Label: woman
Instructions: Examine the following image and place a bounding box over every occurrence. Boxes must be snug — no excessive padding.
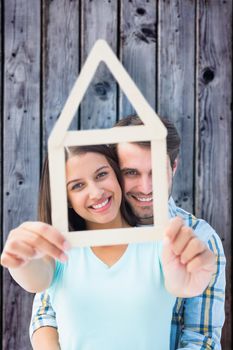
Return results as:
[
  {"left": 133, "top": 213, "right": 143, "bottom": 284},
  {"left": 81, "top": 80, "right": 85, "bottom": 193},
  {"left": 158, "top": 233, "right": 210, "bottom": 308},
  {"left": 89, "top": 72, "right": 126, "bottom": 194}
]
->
[{"left": 1, "top": 145, "right": 215, "bottom": 350}]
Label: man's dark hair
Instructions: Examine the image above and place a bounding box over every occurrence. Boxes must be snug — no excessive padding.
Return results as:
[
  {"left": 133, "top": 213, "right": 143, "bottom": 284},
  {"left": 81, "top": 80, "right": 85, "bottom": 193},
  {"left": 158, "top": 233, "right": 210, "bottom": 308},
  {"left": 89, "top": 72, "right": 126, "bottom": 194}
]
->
[{"left": 114, "top": 114, "right": 181, "bottom": 168}]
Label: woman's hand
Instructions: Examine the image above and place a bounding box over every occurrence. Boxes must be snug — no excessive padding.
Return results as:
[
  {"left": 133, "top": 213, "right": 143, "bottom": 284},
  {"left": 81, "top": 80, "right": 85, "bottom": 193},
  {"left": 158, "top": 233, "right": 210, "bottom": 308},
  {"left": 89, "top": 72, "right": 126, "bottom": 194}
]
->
[
  {"left": 162, "top": 217, "right": 216, "bottom": 297},
  {"left": 1, "top": 221, "right": 70, "bottom": 269}
]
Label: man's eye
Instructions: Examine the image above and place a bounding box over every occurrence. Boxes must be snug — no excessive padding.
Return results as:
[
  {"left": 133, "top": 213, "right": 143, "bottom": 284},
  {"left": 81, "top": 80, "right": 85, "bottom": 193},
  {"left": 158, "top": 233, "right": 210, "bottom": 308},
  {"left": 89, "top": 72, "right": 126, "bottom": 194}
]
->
[
  {"left": 123, "top": 170, "right": 138, "bottom": 176},
  {"left": 96, "top": 171, "right": 108, "bottom": 179}
]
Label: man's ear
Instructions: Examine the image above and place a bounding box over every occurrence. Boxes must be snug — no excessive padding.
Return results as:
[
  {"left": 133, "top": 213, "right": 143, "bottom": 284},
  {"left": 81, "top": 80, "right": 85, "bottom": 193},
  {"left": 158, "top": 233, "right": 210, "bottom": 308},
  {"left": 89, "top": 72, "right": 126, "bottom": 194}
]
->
[{"left": 172, "top": 158, "right": 178, "bottom": 176}]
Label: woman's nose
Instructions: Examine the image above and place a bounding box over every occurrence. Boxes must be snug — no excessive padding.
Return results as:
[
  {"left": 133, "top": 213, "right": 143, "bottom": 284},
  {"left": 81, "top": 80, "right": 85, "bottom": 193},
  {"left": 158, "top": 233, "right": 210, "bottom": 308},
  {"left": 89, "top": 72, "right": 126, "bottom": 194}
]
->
[{"left": 88, "top": 183, "right": 104, "bottom": 200}]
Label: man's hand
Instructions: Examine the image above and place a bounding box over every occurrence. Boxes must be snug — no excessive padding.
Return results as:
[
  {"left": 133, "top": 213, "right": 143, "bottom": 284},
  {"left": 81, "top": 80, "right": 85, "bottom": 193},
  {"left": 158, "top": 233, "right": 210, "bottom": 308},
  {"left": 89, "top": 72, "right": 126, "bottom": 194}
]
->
[{"left": 162, "top": 217, "right": 216, "bottom": 297}]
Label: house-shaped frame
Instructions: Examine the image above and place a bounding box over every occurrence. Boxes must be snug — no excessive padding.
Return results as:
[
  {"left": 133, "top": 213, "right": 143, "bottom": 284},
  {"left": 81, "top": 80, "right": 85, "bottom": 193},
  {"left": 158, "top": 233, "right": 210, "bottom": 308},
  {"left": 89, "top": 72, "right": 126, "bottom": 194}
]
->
[{"left": 48, "top": 39, "right": 168, "bottom": 247}]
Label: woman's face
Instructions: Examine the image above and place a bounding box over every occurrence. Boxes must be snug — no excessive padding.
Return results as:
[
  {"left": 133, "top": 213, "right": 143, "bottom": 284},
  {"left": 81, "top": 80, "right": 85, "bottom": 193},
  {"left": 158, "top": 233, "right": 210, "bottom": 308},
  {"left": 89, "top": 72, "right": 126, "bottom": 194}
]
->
[{"left": 66, "top": 152, "right": 122, "bottom": 228}]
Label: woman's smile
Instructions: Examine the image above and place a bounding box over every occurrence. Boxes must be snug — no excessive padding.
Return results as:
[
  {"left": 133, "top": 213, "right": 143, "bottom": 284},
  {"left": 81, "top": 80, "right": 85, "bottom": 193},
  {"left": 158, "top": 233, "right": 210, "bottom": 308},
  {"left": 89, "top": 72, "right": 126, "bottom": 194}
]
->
[{"left": 88, "top": 196, "right": 112, "bottom": 212}]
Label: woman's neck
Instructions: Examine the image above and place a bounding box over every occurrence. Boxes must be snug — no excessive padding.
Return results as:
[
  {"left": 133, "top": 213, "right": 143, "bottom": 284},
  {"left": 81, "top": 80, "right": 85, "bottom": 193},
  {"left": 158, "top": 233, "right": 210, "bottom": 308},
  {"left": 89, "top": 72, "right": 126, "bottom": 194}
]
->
[
  {"left": 87, "top": 213, "right": 131, "bottom": 265},
  {"left": 86, "top": 213, "right": 130, "bottom": 231}
]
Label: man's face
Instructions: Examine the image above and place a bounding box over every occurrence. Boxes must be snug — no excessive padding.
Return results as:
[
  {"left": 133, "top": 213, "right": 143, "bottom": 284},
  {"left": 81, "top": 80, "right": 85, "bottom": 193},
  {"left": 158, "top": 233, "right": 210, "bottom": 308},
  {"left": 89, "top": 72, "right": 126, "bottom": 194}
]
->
[{"left": 117, "top": 142, "right": 173, "bottom": 225}]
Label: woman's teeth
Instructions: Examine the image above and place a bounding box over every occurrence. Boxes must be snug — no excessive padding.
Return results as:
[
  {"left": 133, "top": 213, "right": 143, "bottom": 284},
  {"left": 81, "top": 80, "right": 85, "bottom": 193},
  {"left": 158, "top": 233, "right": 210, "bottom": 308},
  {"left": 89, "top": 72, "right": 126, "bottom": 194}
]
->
[{"left": 91, "top": 198, "right": 109, "bottom": 209}]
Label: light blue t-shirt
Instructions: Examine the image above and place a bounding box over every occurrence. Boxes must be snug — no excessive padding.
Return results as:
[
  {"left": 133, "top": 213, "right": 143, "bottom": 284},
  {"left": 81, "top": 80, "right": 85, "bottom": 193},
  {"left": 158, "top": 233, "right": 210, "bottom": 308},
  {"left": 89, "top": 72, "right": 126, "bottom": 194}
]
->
[{"left": 48, "top": 242, "right": 175, "bottom": 350}]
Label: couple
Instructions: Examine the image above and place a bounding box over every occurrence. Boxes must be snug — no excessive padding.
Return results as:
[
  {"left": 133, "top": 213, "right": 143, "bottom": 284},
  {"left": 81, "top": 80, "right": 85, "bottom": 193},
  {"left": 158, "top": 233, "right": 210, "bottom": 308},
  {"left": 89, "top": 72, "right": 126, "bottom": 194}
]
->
[{"left": 1, "top": 116, "right": 225, "bottom": 349}]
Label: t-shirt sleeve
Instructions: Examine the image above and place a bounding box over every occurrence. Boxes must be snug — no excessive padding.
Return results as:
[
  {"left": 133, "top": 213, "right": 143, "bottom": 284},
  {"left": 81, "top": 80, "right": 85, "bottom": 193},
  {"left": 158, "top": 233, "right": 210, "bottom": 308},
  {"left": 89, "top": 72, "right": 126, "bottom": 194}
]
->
[{"left": 50, "top": 259, "right": 64, "bottom": 288}]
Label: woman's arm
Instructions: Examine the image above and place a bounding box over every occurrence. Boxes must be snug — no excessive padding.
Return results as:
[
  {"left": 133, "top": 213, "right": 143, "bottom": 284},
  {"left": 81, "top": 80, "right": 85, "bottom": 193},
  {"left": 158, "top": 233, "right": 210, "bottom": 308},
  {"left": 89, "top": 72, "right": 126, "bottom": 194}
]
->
[
  {"left": 9, "top": 256, "right": 54, "bottom": 292},
  {"left": 1, "top": 221, "right": 70, "bottom": 292}
]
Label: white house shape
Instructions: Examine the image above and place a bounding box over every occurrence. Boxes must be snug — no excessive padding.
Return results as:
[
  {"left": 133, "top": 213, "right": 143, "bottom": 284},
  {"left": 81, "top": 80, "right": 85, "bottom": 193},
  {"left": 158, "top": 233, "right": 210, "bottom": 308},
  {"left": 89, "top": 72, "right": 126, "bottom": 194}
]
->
[{"left": 48, "top": 39, "right": 168, "bottom": 247}]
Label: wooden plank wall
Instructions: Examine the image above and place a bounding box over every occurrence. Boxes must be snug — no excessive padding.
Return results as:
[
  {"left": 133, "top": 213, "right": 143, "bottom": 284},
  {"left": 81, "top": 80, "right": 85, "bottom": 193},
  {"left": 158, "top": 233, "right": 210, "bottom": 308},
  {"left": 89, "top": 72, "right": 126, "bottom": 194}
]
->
[
  {"left": 2, "top": 1, "right": 41, "bottom": 349},
  {"left": 1, "top": 1, "right": 232, "bottom": 349},
  {"left": 196, "top": 1, "right": 232, "bottom": 346}
]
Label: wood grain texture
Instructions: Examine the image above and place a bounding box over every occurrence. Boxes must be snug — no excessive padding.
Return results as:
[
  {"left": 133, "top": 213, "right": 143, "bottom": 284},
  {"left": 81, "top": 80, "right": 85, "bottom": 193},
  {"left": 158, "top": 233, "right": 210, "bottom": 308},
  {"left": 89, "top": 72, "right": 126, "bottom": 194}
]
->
[
  {"left": 157, "top": 0, "right": 195, "bottom": 214},
  {"left": 196, "top": 1, "right": 232, "bottom": 348},
  {"left": 80, "top": 0, "right": 118, "bottom": 130},
  {"left": 2, "top": 1, "right": 41, "bottom": 349},
  {"left": 43, "top": 0, "right": 80, "bottom": 153},
  {"left": 119, "top": 0, "right": 156, "bottom": 118}
]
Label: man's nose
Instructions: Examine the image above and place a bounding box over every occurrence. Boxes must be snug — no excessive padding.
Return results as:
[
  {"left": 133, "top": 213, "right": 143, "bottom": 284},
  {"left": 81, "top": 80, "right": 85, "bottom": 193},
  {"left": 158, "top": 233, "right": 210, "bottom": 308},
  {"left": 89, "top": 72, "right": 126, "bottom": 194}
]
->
[
  {"left": 138, "top": 176, "right": 152, "bottom": 194},
  {"left": 88, "top": 183, "right": 104, "bottom": 200}
]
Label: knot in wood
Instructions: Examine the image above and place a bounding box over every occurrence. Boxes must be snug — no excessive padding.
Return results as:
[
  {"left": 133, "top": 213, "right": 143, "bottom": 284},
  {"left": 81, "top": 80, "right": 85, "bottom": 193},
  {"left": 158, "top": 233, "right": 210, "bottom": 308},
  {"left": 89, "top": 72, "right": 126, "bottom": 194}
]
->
[
  {"left": 94, "top": 81, "right": 111, "bottom": 101},
  {"left": 202, "top": 67, "right": 215, "bottom": 84},
  {"left": 141, "top": 26, "right": 155, "bottom": 39},
  {"left": 136, "top": 8, "right": 146, "bottom": 16},
  {"left": 135, "top": 24, "right": 156, "bottom": 44}
]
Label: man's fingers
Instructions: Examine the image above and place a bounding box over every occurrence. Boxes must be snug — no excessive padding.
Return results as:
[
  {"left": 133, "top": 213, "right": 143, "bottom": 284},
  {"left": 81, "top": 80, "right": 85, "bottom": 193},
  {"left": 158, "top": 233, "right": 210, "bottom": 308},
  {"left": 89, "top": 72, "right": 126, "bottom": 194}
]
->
[
  {"left": 186, "top": 249, "right": 216, "bottom": 273},
  {"left": 180, "top": 237, "right": 206, "bottom": 264}
]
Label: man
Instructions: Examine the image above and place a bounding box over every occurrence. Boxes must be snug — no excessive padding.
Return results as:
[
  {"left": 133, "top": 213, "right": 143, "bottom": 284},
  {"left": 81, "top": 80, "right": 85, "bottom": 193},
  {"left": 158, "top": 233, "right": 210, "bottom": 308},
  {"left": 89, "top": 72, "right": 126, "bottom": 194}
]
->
[{"left": 30, "top": 115, "right": 225, "bottom": 349}]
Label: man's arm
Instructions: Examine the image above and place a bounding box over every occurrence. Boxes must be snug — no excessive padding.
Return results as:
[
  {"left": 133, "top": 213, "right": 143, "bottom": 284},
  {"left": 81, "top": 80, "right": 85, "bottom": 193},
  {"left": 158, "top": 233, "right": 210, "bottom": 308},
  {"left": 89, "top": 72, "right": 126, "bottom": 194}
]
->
[
  {"left": 30, "top": 292, "right": 60, "bottom": 350},
  {"left": 173, "top": 227, "right": 226, "bottom": 349},
  {"left": 31, "top": 327, "right": 60, "bottom": 350}
]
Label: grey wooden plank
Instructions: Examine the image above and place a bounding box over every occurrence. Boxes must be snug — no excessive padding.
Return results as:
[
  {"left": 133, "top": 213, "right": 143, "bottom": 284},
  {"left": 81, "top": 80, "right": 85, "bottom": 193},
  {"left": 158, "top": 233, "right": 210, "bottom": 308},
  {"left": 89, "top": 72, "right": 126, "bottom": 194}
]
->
[
  {"left": 0, "top": 0, "right": 3, "bottom": 345},
  {"left": 3, "top": 1, "right": 41, "bottom": 349},
  {"left": 0, "top": 1, "right": 2, "bottom": 234},
  {"left": 157, "top": 0, "right": 195, "bottom": 214},
  {"left": 196, "top": 1, "right": 232, "bottom": 348},
  {"left": 43, "top": 0, "right": 80, "bottom": 154},
  {"left": 80, "top": 0, "right": 118, "bottom": 130},
  {"left": 119, "top": 0, "right": 156, "bottom": 118},
  {"left": 0, "top": 0, "right": 2, "bottom": 220}
]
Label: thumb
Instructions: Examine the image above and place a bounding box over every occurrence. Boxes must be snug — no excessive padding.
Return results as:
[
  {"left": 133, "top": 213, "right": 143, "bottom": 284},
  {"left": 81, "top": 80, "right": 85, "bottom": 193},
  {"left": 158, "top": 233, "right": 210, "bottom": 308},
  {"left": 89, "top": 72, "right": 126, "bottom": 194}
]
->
[{"left": 162, "top": 236, "right": 177, "bottom": 266}]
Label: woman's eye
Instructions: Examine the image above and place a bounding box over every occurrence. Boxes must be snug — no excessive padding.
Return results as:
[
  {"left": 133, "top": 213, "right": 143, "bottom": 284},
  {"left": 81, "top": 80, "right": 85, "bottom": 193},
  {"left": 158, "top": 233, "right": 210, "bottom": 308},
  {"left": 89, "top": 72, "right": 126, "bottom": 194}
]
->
[
  {"left": 71, "top": 183, "right": 83, "bottom": 191},
  {"left": 96, "top": 171, "right": 108, "bottom": 179}
]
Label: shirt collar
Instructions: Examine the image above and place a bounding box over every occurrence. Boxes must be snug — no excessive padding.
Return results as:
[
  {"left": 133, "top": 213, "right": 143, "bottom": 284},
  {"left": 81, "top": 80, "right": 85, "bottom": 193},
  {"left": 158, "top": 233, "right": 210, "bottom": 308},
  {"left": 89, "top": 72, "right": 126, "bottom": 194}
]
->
[{"left": 168, "top": 196, "right": 178, "bottom": 218}]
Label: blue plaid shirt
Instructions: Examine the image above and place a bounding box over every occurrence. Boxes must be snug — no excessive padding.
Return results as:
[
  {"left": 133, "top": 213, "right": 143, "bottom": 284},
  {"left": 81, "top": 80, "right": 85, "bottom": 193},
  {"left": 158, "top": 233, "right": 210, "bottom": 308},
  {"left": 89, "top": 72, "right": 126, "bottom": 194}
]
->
[{"left": 30, "top": 197, "right": 226, "bottom": 349}]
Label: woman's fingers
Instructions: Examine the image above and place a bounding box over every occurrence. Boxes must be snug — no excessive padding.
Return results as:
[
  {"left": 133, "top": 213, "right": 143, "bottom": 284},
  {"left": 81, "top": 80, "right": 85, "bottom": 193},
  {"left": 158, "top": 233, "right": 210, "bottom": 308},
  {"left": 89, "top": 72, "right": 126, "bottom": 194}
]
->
[
  {"left": 164, "top": 217, "right": 184, "bottom": 243},
  {"left": 19, "top": 222, "right": 69, "bottom": 251},
  {"left": 180, "top": 237, "right": 206, "bottom": 264},
  {"left": 26, "top": 231, "right": 68, "bottom": 262},
  {"left": 171, "top": 226, "right": 194, "bottom": 256},
  {"left": 0, "top": 251, "right": 26, "bottom": 269},
  {"left": 3, "top": 222, "right": 70, "bottom": 264},
  {"left": 165, "top": 217, "right": 206, "bottom": 260},
  {"left": 164, "top": 217, "right": 213, "bottom": 267},
  {"left": 186, "top": 248, "right": 216, "bottom": 273},
  {"left": 4, "top": 237, "right": 36, "bottom": 259}
]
